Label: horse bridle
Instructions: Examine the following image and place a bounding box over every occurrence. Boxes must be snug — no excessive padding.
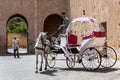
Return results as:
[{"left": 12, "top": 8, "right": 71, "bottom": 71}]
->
[{"left": 35, "top": 35, "right": 47, "bottom": 51}]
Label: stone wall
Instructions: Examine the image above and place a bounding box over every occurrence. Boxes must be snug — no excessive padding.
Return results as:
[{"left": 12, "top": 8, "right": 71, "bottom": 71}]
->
[
  {"left": 0, "top": 0, "right": 120, "bottom": 55},
  {"left": 0, "top": 0, "right": 35, "bottom": 53},
  {"left": 37, "top": 0, "right": 66, "bottom": 37},
  {"left": 68, "top": 0, "right": 120, "bottom": 54},
  {"left": 0, "top": 0, "right": 66, "bottom": 54}
]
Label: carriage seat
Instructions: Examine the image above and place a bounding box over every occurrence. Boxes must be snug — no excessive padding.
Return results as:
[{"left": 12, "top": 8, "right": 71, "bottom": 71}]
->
[
  {"left": 93, "top": 31, "right": 106, "bottom": 37},
  {"left": 82, "top": 31, "right": 106, "bottom": 40},
  {"left": 67, "top": 34, "right": 81, "bottom": 47}
]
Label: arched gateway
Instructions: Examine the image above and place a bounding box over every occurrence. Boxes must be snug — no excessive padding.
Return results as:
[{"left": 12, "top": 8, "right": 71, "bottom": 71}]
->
[
  {"left": 6, "top": 14, "right": 28, "bottom": 54},
  {"left": 44, "top": 14, "right": 63, "bottom": 37}
]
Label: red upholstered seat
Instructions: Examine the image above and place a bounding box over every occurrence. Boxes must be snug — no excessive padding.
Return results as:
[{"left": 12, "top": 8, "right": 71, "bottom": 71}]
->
[
  {"left": 82, "top": 31, "right": 106, "bottom": 40},
  {"left": 67, "top": 34, "right": 80, "bottom": 47},
  {"left": 93, "top": 31, "right": 106, "bottom": 37}
]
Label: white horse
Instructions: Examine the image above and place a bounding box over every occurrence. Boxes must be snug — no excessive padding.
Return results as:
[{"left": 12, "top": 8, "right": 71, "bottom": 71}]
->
[{"left": 34, "top": 32, "right": 50, "bottom": 73}]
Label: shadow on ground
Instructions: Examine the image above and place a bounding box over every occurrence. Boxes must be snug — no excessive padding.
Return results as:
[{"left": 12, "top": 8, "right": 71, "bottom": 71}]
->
[
  {"left": 40, "top": 69, "right": 58, "bottom": 76},
  {"left": 59, "top": 67, "right": 119, "bottom": 73},
  {"left": 38, "top": 67, "right": 119, "bottom": 76}
]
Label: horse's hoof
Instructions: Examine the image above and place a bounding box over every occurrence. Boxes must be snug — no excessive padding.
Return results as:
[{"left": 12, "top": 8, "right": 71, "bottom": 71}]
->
[
  {"left": 39, "top": 68, "right": 42, "bottom": 71},
  {"left": 45, "top": 68, "right": 47, "bottom": 70},
  {"left": 35, "top": 71, "right": 38, "bottom": 73}
]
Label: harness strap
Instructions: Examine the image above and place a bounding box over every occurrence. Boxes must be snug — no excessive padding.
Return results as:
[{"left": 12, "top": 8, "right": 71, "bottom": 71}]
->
[{"left": 35, "top": 47, "right": 45, "bottom": 51}]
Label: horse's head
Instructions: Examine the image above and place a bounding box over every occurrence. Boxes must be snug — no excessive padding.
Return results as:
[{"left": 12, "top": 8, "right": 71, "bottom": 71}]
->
[
  {"left": 37, "top": 32, "right": 47, "bottom": 41},
  {"left": 40, "top": 32, "right": 47, "bottom": 39},
  {"left": 35, "top": 32, "right": 49, "bottom": 48}
]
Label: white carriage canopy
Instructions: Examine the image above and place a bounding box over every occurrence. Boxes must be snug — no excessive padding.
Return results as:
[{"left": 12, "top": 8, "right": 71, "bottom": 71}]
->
[
  {"left": 65, "top": 16, "right": 106, "bottom": 46},
  {"left": 66, "top": 16, "right": 105, "bottom": 35}
]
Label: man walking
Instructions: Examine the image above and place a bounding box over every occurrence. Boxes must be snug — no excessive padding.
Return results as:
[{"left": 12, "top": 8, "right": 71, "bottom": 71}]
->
[{"left": 12, "top": 37, "right": 20, "bottom": 58}]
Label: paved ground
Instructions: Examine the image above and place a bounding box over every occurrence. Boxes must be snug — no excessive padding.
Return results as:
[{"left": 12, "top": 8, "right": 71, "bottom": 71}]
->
[
  {"left": 0, "top": 54, "right": 120, "bottom": 80},
  {"left": 7, "top": 48, "right": 27, "bottom": 54}
]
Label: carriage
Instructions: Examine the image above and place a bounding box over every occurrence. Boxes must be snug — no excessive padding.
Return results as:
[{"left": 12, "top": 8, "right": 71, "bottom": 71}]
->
[{"left": 47, "top": 16, "right": 117, "bottom": 71}]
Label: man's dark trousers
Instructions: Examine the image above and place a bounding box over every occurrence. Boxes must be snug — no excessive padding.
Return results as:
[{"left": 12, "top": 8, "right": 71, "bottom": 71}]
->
[{"left": 14, "top": 48, "right": 20, "bottom": 58}]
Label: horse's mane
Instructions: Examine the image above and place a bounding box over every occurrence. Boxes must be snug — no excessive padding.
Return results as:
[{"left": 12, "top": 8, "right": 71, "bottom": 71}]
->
[
  {"left": 35, "top": 32, "right": 48, "bottom": 48},
  {"left": 36, "top": 32, "right": 46, "bottom": 42},
  {"left": 37, "top": 32, "right": 46, "bottom": 40}
]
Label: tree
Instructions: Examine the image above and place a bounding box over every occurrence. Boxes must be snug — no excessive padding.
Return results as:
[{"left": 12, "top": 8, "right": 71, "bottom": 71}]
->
[{"left": 7, "top": 18, "right": 27, "bottom": 36}]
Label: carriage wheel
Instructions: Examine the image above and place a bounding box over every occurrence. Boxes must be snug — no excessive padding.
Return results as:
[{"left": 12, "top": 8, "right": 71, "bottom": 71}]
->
[
  {"left": 101, "top": 46, "right": 117, "bottom": 68},
  {"left": 47, "top": 50, "right": 56, "bottom": 68},
  {"left": 81, "top": 47, "right": 101, "bottom": 71},
  {"left": 66, "top": 54, "right": 75, "bottom": 69}
]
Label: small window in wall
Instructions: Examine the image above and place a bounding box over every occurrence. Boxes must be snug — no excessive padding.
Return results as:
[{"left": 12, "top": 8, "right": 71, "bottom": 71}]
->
[
  {"left": 101, "top": 22, "right": 107, "bottom": 32},
  {"left": 83, "top": 10, "right": 85, "bottom": 15},
  {"left": 101, "top": 22, "right": 107, "bottom": 46},
  {"left": 118, "top": 23, "right": 120, "bottom": 26}
]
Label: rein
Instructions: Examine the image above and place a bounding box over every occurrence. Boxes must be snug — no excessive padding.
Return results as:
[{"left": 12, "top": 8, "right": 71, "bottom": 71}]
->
[{"left": 47, "top": 26, "right": 62, "bottom": 38}]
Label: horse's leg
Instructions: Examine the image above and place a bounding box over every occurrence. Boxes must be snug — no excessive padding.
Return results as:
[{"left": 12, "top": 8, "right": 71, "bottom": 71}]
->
[
  {"left": 44, "top": 53, "right": 48, "bottom": 70},
  {"left": 44, "top": 46, "right": 49, "bottom": 70},
  {"left": 39, "top": 53, "right": 43, "bottom": 71},
  {"left": 35, "top": 51, "right": 39, "bottom": 73}
]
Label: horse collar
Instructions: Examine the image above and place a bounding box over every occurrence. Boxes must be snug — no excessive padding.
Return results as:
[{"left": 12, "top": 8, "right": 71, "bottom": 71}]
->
[{"left": 35, "top": 47, "right": 45, "bottom": 51}]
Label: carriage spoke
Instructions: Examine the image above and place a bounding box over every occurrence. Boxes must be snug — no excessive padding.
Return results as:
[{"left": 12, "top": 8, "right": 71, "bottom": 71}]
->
[
  {"left": 47, "top": 50, "right": 56, "bottom": 68},
  {"left": 82, "top": 47, "right": 101, "bottom": 71},
  {"left": 101, "top": 46, "right": 117, "bottom": 68}
]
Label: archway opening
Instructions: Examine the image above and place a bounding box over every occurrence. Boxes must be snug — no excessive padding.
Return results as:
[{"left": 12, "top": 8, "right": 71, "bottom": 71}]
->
[
  {"left": 44, "top": 14, "right": 63, "bottom": 37},
  {"left": 6, "top": 14, "right": 28, "bottom": 54}
]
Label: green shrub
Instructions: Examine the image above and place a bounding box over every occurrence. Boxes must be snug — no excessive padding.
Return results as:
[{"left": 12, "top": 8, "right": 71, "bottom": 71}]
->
[{"left": 7, "top": 18, "right": 27, "bottom": 36}]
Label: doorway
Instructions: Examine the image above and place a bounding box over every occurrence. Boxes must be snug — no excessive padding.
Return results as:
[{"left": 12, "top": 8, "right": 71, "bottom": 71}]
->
[
  {"left": 6, "top": 14, "right": 28, "bottom": 54},
  {"left": 44, "top": 14, "right": 63, "bottom": 37}
]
